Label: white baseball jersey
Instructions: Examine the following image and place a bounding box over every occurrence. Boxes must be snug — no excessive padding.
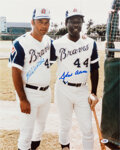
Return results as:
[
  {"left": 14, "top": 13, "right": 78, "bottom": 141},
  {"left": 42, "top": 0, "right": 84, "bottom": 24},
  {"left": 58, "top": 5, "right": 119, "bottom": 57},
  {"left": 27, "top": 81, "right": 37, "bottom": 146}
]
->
[
  {"left": 9, "top": 32, "right": 55, "bottom": 86},
  {"left": 53, "top": 33, "right": 99, "bottom": 84}
]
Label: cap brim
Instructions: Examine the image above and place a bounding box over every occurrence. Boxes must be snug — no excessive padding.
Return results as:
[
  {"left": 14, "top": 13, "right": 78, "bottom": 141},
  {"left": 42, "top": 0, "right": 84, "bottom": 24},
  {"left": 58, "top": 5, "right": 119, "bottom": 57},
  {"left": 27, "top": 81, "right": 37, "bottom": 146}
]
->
[
  {"left": 33, "top": 16, "right": 50, "bottom": 19},
  {"left": 66, "top": 14, "right": 84, "bottom": 19}
]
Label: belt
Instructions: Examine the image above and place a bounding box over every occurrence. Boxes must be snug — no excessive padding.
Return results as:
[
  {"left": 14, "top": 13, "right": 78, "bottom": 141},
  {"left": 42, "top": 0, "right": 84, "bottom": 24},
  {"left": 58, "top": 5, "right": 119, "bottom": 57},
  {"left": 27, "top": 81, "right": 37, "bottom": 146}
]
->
[
  {"left": 63, "top": 81, "right": 86, "bottom": 87},
  {"left": 26, "top": 84, "right": 49, "bottom": 91}
]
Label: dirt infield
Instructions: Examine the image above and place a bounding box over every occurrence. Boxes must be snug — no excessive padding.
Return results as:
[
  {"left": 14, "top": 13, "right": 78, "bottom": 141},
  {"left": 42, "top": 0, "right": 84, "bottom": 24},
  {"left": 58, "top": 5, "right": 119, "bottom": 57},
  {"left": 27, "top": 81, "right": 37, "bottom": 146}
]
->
[{"left": 0, "top": 130, "right": 61, "bottom": 150}]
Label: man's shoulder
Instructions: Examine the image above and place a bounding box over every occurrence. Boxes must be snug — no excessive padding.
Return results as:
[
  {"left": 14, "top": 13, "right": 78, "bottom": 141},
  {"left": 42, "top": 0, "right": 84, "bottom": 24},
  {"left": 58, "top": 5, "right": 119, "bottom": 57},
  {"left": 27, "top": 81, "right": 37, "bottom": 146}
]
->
[
  {"left": 13, "top": 32, "right": 29, "bottom": 45},
  {"left": 53, "top": 34, "right": 67, "bottom": 44},
  {"left": 82, "top": 35, "right": 96, "bottom": 45},
  {"left": 43, "top": 35, "right": 54, "bottom": 43},
  {"left": 44, "top": 34, "right": 53, "bottom": 40},
  {"left": 12, "top": 33, "right": 31, "bottom": 52}
]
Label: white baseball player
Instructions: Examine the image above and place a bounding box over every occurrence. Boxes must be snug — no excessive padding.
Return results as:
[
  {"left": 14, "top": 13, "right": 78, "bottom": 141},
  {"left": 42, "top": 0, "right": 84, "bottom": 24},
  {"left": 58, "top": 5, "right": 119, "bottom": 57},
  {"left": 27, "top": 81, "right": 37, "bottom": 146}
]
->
[
  {"left": 9, "top": 8, "right": 56, "bottom": 150},
  {"left": 53, "top": 9, "right": 99, "bottom": 150}
]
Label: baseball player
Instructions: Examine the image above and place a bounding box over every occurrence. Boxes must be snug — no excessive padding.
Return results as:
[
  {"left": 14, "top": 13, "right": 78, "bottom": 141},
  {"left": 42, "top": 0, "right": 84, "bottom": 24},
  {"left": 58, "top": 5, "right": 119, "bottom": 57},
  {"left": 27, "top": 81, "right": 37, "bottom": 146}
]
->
[
  {"left": 53, "top": 9, "right": 99, "bottom": 150},
  {"left": 9, "top": 8, "right": 56, "bottom": 150}
]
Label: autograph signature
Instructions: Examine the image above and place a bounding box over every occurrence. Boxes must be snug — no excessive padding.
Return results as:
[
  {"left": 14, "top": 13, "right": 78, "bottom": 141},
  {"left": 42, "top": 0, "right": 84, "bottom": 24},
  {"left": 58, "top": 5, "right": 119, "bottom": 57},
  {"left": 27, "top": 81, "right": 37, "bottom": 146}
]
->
[
  {"left": 59, "top": 70, "right": 88, "bottom": 82},
  {"left": 26, "top": 58, "right": 44, "bottom": 81}
]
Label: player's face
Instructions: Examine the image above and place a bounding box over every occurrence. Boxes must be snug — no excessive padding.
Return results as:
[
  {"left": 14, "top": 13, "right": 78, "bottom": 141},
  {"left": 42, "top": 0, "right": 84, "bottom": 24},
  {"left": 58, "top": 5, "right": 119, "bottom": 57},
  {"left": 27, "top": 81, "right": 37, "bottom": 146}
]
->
[
  {"left": 66, "top": 16, "right": 83, "bottom": 37},
  {"left": 32, "top": 19, "right": 50, "bottom": 36}
]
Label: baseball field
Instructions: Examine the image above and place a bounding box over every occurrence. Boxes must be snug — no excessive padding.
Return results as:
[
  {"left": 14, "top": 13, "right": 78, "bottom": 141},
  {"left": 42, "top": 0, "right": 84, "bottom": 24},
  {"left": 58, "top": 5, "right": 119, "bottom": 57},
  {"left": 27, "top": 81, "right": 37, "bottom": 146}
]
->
[{"left": 0, "top": 41, "right": 111, "bottom": 150}]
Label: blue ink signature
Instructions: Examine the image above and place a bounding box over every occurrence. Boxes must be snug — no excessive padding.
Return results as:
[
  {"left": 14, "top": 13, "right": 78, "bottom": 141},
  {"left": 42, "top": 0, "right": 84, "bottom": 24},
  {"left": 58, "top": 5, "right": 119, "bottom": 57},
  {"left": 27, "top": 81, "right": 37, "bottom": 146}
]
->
[
  {"left": 26, "top": 58, "right": 44, "bottom": 81},
  {"left": 75, "top": 70, "right": 87, "bottom": 75},
  {"left": 59, "top": 70, "right": 88, "bottom": 82},
  {"left": 59, "top": 72, "right": 73, "bottom": 83}
]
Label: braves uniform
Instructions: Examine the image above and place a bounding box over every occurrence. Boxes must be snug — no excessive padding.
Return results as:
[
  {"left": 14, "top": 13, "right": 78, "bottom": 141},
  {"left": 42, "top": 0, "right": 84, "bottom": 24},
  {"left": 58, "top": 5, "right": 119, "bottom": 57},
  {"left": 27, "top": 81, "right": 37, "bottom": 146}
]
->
[
  {"left": 9, "top": 32, "right": 55, "bottom": 150},
  {"left": 53, "top": 33, "right": 99, "bottom": 150}
]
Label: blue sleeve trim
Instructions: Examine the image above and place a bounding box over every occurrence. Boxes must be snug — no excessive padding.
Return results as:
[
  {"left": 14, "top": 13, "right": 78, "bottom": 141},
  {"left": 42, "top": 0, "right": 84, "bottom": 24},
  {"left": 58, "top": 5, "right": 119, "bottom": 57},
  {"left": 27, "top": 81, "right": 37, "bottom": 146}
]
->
[
  {"left": 91, "top": 41, "right": 98, "bottom": 61},
  {"left": 9, "top": 41, "right": 25, "bottom": 67},
  {"left": 90, "top": 41, "right": 99, "bottom": 72},
  {"left": 50, "top": 40, "right": 57, "bottom": 61}
]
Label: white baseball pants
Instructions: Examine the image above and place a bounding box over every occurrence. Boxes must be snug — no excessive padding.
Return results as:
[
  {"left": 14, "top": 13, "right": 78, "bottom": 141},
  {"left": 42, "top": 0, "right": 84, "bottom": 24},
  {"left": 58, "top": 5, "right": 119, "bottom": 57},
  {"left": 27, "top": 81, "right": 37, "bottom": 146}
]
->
[
  {"left": 16, "top": 87, "right": 51, "bottom": 150},
  {"left": 55, "top": 82, "right": 94, "bottom": 150}
]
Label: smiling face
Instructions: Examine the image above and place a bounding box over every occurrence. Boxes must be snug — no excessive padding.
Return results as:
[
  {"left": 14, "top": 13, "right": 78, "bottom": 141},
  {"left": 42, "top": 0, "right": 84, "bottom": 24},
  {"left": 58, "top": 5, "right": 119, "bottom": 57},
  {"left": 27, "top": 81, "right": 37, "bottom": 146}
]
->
[
  {"left": 31, "top": 18, "right": 50, "bottom": 40},
  {"left": 66, "top": 16, "right": 84, "bottom": 41}
]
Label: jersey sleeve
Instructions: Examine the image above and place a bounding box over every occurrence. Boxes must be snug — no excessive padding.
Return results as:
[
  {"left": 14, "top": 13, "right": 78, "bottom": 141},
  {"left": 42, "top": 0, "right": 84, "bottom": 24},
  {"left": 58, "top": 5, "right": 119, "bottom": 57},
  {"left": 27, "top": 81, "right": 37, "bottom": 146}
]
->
[
  {"left": 50, "top": 39, "right": 57, "bottom": 65},
  {"left": 8, "top": 40, "right": 25, "bottom": 70},
  {"left": 90, "top": 41, "right": 99, "bottom": 72}
]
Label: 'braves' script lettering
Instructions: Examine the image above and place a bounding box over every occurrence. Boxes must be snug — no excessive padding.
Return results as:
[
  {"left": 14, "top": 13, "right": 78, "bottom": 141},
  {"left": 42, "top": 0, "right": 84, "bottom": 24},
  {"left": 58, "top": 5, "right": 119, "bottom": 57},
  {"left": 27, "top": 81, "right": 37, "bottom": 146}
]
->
[
  {"left": 29, "top": 45, "right": 49, "bottom": 63},
  {"left": 59, "top": 44, "right": 89, "bottom": 61}
]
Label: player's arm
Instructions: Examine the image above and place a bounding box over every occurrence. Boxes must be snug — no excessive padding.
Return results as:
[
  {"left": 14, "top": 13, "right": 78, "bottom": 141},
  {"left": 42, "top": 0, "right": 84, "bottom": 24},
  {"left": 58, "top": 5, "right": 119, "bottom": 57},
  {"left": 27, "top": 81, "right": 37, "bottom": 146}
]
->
[
  {"left": 88, "top": 41, "right": 99, "bottom": 110},
  {"left": 90, "top": 68, "right": 99, "bottom": 95},
  {"left": 12, "top": 67, "right": 31, "bottom": 114},
  {"left": 9, "top": 41, "right": 31, "bottom": 114}
]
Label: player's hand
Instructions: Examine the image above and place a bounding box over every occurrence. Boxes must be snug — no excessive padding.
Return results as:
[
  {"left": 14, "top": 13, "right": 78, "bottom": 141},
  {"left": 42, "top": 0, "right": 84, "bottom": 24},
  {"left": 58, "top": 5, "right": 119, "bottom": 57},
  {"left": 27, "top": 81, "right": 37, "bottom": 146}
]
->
[
  {"left": 88, "top": 94, "right": 99, "bottom": 111},
  {"left": 20, "top": 99, "right": 31, "bottom": 114}
]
